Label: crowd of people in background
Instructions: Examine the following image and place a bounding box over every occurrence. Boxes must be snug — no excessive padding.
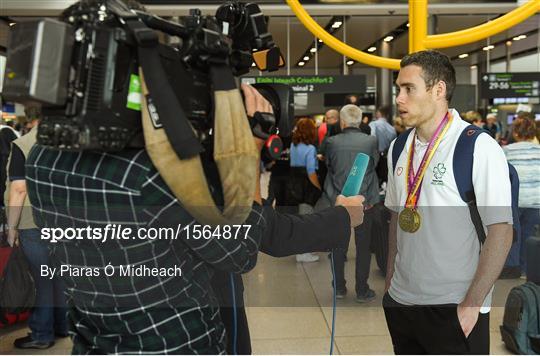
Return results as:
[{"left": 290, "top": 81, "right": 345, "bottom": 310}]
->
[
  {"left": 1, "top": 105, "right": 68, "bottom": 349},
  {"left": 265, "top": 100, "right": 540, "bottom": 299}
]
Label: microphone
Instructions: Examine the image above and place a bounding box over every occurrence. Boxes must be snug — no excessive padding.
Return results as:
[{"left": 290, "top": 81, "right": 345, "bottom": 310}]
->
[{"left": 341, "top": 153, "right": 370, "bottom": 197}]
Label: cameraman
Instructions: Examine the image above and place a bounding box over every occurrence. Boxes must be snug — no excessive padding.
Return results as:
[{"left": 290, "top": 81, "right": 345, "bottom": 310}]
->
[
  {"left": 24, "top": 84, "right": 272, "bottom": 354},
  {"left": 25, "top": 82, "right": 363, "bottom": 354},
  {"left": 20, "top": 2, "right": 366, "bottom": 354}
]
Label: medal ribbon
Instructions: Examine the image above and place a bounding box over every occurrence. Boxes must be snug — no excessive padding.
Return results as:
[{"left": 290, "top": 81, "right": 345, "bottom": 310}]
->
[{"left": 405, "top": 112, "right": 452, "bottom": 209}]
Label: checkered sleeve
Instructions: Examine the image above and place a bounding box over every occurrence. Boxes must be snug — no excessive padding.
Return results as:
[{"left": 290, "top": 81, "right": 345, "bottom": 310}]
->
[{"left": 141, "top": 171, "right": 265, "bottom": 273}]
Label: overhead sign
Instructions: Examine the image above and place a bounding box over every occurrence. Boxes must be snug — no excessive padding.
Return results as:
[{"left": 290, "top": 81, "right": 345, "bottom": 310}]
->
[
  {"left": 480, "top": 72, "right": 540, "bottom": 99},
  {"left": 241, "top": 75, "right": 366, "bottom": 94}
]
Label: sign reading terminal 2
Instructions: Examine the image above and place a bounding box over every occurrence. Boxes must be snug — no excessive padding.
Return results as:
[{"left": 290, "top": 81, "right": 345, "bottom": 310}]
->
[{"left": 241, "top": 75, "right": 366, "bottom": 94}]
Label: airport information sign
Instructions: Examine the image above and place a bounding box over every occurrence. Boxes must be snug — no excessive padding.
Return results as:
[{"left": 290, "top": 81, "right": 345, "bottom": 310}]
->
[
  {"left": 480, "top": 72, "right": 540, "bottom": 99},
  {"left": 241, "top": 75, "right": 366, "bottom": 94}
]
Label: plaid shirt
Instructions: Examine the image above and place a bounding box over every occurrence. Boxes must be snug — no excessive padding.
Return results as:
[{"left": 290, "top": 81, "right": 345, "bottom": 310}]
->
[{"left": 25, "top": 146, "right": 265, "bottom": 354}]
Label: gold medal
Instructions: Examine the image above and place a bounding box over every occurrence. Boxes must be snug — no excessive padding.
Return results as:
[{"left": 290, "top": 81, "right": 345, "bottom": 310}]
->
[
  {"left": 399, "top": 113, "right": 452, "bottom": 234},
  {"left": 398, "top": 207, "right": 421, "bottom": 233}
]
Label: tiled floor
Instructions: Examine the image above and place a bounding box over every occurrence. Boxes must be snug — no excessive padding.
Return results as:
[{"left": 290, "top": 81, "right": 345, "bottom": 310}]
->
[
  {"left": 245, "top": 252, "right": 519, "bottom": 355},
  {"left": 0, "top": 173, "right": 522, "bottom": 354},
  {"left": 0, "top": 249, "right": 520, "bottom": 355}
]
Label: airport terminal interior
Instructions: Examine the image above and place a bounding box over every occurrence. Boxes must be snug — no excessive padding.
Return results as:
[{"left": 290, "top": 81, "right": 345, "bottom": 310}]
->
[{"left": 0, "top": 0, "right": 539, "bottom": 354}]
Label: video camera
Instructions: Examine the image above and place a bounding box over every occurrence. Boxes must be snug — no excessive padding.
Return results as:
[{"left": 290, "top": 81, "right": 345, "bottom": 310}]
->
[{"left": 2, "top": 0, "right": 293, "bottom": 156}]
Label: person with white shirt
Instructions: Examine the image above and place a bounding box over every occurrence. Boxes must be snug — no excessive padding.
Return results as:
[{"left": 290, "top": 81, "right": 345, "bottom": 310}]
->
[
  {"left": 503, "top": 114, "right": 540, "bottom": 277},
  {"left": 370, "top": 105, "right": 397, "bottom": 186},
  {"left": 369, "top": 105, "right": 397, "bottom": 154},
  {"left": 383, "top": 50, "right": 513, "bottom": 354}
]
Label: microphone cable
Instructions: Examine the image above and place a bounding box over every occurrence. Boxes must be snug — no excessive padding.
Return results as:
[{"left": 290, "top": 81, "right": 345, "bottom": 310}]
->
[
  {"left": 229, "top": 273, "right": 238, "bottom": 355},
  {"left": 330, "top": 251, "right": 337, "bottom": 355}
]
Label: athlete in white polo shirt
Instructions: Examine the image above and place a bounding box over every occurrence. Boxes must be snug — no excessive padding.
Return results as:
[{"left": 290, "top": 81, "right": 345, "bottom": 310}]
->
[{"left": 383, "top": 50, "right": 513, "bottom": 355}]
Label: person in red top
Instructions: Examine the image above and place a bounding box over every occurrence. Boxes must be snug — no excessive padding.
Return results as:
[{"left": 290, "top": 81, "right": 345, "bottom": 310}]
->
[{"left": 318, "top": 109, "right": 339, "bottom": 146}]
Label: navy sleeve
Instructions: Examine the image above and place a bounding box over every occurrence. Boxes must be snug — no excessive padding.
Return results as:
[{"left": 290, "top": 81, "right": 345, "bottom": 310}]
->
[
  {"left": 9, "top": 144, "right": 26, "bottom": 181},
  {"left": 260, "top": 205, "right": 351, "bottom": 257}
]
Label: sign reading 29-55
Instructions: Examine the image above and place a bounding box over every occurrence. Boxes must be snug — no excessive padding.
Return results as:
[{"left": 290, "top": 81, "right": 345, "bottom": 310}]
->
[{"left": 480, "top": 72, "right": 540, "bottom": 99}]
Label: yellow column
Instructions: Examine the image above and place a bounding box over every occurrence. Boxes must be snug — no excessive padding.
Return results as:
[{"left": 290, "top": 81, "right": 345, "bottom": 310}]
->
[{"left": 409, "top": 0, "right": 428, "bottom": 53}]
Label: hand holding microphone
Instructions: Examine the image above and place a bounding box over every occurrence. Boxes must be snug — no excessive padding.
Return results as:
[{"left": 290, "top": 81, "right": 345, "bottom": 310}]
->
[
  {"left": 336, "top": 153, "right": 370, "bottom": 228},
  {"left": 336, "top": 195, "right": 365, "bottom": 228}
]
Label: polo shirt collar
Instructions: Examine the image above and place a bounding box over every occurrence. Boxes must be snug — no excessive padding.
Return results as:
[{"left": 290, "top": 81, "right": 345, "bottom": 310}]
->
[{"left": 404, "top": 108, "right": 462, "bottom": 154}]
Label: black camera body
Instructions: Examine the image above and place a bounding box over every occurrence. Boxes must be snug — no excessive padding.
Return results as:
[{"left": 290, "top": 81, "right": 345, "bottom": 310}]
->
[
  {"left": 2, "top": 0, "right": 291, "bottom": 152},
  {"left": 39, "top": 18, "right": 143, "bottom": 151}
]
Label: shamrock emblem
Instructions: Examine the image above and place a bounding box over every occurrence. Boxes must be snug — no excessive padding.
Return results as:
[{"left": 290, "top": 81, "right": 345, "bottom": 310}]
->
[{"left": 433, "top": 163, "right": 447, "bottom": 180}]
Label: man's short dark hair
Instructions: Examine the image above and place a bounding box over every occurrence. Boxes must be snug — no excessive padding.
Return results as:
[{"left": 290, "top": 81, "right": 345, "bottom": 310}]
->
[
  {"left": 400, "top": 50, "right": 456, "bottom": 102},
  {"left": 377, "top": 105, "right": 391, "bottom": 119}
]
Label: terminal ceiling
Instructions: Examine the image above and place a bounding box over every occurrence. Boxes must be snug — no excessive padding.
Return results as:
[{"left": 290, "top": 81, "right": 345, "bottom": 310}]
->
[{"left": 1, "top": 1, "right": 539, "bottom": 69}]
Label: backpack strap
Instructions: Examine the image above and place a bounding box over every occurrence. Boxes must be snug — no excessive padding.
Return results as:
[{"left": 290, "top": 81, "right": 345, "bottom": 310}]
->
[
  {"left": 454, "top": 125, "right": 487, "bottom": 245},
  {"left": 507, "top": 164, "right": 521, "bottom": 242},
  {"left": 391, "top": 128, "right": 413, "bottom": 173},
  {"left": 455, "top": 125, "right": 520, "bottom": 245}
]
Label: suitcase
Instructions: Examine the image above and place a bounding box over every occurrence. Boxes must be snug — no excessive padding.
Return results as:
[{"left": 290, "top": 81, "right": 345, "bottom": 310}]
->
[
  {"left": 0, "top": 242, "right": 30, "bottom": 329},
  {"left": 526, "top": 237, "right": 540, "bottom": 284}
]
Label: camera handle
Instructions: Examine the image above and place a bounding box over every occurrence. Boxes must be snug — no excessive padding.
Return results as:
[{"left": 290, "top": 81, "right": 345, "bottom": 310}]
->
[{"left": 250, "top": 112, "right": 283, "bottom": 160}]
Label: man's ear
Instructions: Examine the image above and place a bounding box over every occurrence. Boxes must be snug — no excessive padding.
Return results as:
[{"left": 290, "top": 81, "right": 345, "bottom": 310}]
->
[{"left": 434, "top": 80, "right": 447, "bottom": 101}]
